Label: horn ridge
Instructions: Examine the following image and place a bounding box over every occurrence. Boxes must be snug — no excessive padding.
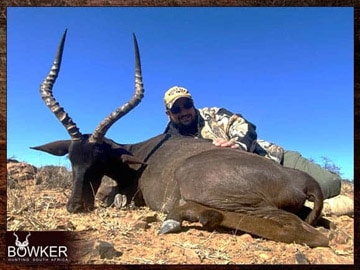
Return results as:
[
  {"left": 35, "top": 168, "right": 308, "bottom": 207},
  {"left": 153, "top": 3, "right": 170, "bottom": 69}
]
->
[
  {"left": 40, "top": 29, "right": 82, "bottom": 140},
  {"left": 89, "top": 33, "right": 145, "bottom": 144}
]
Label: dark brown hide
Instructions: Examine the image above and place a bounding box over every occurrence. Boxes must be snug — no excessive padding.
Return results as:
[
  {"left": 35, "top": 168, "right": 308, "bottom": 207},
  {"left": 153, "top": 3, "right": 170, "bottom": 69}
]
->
[
  {"left": 32, "top": 31, "right": 328, "bottom": 247},
  {"left": 122, "top": 134, "right": 328, "bottom": 247},
  {"left": 34, "top": 133, "right": 328, "bottom": 247},
  {"left": 32, "top": 137, "right": 144, "bottom": 213}
]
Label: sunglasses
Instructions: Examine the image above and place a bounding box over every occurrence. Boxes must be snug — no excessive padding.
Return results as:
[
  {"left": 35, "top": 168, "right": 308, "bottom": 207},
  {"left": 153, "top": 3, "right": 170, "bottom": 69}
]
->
[{"left": 169, "top": 101, "right": 194, "bottom": 114}]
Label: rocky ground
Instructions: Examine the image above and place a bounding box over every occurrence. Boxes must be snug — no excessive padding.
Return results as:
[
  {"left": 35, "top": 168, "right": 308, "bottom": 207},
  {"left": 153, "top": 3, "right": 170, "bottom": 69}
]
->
[{"left": 6, "top": 160, "right": 354, "bottom": 265}]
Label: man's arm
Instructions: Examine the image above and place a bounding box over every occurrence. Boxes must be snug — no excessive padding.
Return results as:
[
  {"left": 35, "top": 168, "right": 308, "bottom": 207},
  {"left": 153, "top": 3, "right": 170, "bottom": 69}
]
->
[{"left": 199, "top": 107, "right": 258, "bottom": 152}]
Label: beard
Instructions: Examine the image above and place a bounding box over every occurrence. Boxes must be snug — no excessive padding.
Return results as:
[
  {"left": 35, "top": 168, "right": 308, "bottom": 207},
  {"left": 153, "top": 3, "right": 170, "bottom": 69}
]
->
[{"left": 174, "top": 113, "right": 198, "bottom": 136}]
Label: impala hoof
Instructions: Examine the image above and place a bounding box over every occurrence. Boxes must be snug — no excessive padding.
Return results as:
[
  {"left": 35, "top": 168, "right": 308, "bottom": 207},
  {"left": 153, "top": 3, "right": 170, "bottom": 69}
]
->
[
  {"left": 159, "top": 219, "right": 181, "bottom": 234},
  {"left": 114, "top": 194, "right": 127, "bottom": 209}
]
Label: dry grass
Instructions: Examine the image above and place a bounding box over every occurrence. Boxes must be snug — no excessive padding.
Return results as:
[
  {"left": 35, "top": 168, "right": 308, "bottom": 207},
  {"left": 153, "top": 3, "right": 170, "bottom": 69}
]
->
[
  {"left": 6, "top": 164, "right": 354, "bottom": 264},
  {"left": 35, "top": 165, "right": 73, "bottom": 188}
]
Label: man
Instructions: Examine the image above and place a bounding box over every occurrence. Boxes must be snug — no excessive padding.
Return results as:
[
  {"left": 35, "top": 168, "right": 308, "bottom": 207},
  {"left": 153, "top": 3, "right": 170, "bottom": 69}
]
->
[{"left": 163, "top": 86, "right": 341, "bottom": 200}]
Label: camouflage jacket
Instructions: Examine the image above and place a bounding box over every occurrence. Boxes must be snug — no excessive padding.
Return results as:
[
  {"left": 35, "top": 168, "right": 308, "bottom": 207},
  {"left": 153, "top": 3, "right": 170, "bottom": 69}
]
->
[{"left": 165, "top": 107, "right": 284, "bottom": 164}]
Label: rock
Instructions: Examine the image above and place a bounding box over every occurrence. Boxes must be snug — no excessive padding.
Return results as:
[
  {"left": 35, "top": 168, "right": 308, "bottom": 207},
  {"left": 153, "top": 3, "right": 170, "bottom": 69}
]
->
[
  {"left": 7, "top": 161, "right": 37, "bottom": 181},
  {"left": 295, "top": 251, "right": 310, "bottom": 264},
  {"left": 94, "top": 240, "right": 122, "bottom": 259},
  {"left": 183, "top": 248, "right": 201, "bottom": 264},
  {"left": 72, "top": 238, "right": 122, "bottom": 262},
  {"left": 134, "top": 220, "right": 150, "bottom": 230},
  {"left": 132, "top": 214, "right": 159, "bottom": 230},
  {"left": 258, "top": 252, "right": 271, "bottom": 261},
  {"left": 142, "top": 214, "right": 159, "bottom": 223},
  {"left": 238, "top": 233, "right": 254, "bottom": 243},
  {"left": 308, "top": 247, "right": 352, "bottom": 264}
]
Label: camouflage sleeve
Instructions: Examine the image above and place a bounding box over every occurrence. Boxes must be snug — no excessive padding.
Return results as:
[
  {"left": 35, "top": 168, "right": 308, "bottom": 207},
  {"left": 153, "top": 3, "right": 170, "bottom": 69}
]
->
[
  {"left": 198, "top": 107, "right": 257, "bottom": 152},
  {"left": 219, "top": 108, "right": 258, "bottom": 151},
  {"left": 255, "top": 139, "right": 285, "bottom": 164}
]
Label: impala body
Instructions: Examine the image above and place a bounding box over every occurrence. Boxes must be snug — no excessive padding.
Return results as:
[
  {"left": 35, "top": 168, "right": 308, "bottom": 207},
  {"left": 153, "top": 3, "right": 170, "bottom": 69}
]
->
[{"left": 32, "top": 31, "right": 329, "bottom": 247}]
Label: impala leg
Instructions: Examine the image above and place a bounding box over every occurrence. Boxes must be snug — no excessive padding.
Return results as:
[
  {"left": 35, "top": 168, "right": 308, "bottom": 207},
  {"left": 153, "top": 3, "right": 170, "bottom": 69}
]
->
[
  {"left": 296, "top": 206, "right": 335, "bottom": 230},
  {"left": 159, "top": 201, "right": 329, "bottom": 247},
  {"left": 204, "top": 206, "right": 329, "bottom": 247},
  {"left": 159, "top": 200, "right": 223, "bottom": 234}
]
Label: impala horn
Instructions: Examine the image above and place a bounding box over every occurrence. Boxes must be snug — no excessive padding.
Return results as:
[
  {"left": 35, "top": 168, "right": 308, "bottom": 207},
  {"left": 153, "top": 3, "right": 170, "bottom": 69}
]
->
[
  {"left": 89, "top": 33, "right": 144, "bottom": 144},
  {"left": 40, "top": 29, "right": 82, "bottom": 140},
  {"left": 40, "top": 30, "right": 144, "bottom": 143}
]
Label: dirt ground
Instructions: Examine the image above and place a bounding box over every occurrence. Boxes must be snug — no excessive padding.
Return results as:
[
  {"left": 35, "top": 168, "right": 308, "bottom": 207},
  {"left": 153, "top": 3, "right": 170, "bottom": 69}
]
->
[{"left": 6, "top": 161, "right": 354, "bottom": 265}]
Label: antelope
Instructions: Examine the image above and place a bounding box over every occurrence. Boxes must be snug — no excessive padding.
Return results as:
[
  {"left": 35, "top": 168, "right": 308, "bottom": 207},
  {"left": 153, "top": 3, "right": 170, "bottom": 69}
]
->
[{"left": 32, "top": 30, "right": 329, "bottom": 247}]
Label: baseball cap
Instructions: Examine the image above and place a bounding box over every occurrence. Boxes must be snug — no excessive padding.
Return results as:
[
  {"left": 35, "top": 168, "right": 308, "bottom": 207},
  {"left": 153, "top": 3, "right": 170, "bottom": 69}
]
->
[{"left": 164, "top": 86, "right": 192, "bottom": 109}]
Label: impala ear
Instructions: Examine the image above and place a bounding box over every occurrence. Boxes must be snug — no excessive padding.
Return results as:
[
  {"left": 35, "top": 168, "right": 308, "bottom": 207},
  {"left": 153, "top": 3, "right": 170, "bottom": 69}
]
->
[
  {"left": 30, "top": 140, "right": 71, "bottom": 156},
  {"left": 120, "top": 154, "right": 146, "bottom": 170}
]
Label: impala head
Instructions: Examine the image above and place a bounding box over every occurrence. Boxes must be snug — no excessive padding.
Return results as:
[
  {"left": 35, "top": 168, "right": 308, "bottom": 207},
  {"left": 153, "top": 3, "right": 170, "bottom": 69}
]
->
[{"left": 31, "top": 30, "right": 145, "bottom": 213}]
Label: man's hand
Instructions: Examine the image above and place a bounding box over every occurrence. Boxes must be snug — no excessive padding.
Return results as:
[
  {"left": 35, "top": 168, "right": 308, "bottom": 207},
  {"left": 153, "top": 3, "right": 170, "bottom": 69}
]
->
[{"left": 212, "top": 138, "right": 240, "bottom": 149}]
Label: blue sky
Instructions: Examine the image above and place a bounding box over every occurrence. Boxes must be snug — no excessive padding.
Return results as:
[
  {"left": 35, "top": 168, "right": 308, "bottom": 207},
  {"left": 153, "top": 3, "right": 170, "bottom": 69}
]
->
[{"left": 7, "top": 7, "right": 353, "bottom": 180}]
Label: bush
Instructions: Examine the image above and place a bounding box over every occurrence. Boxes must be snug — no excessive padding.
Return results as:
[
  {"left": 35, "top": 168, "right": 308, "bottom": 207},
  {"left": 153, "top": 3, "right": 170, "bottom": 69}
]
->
[
  {"left": 320, "top": 156, "right": 342, "bottom": 176},
  {"left": 35, "top": 165, "right": 72, "bottom": 189}
]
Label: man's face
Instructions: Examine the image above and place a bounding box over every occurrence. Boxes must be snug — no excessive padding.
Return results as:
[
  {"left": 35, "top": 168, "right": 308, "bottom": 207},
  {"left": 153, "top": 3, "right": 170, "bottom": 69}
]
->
[{"left": 166, "top": 97, "right": 196, "bottom": 127}]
